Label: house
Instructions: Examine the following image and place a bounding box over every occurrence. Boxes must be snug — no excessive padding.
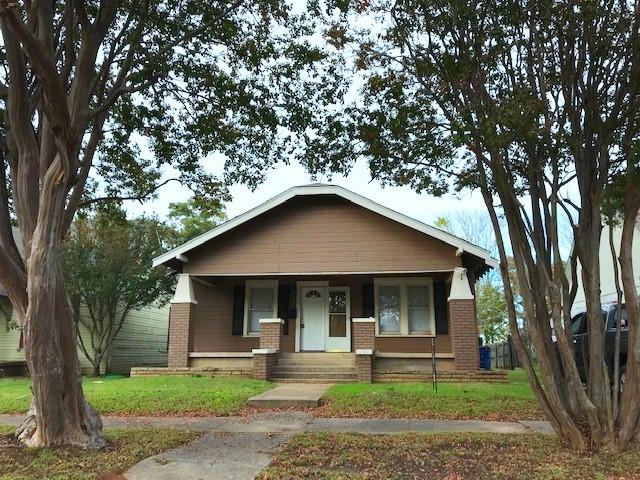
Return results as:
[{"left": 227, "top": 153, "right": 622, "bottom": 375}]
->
[
  {"left": 570, "top": 219, "right": 640, "bottom": 315},
  {"left": 147, "top": 184, "right": 501, "bottom": 383},
  {"left": 0, "top": 228, "right": 169, "bottom": 376}
]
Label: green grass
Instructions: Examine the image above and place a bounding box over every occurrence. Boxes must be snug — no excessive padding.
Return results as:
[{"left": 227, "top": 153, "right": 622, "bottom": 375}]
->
[
  {"left": 258, "top": 432, "right": 640, "bottom": 480},
  {"left": 318, "top": 369, "right": 542, "bottom": 421},
  {"left": 0, "top": 426, "right": 198, "bottom": 480},
  {"left": 0, "top": 376, "right": 272, "bottom": 416}
]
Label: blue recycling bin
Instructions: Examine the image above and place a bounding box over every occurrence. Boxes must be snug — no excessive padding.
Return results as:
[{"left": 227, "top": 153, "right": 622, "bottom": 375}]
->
[{"left": 479, "top": 346, "right": 491, "bottom": 370}]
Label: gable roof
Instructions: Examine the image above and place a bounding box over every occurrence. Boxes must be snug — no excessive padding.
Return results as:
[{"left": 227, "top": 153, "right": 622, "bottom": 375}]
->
[{"left": 153, "top": 184, "right": 498, "bottom": 269}]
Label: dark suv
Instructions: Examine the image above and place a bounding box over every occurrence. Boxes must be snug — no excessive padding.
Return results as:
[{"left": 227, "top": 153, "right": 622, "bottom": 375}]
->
[{"left": 571, "top": 304, "right": 628, "bottom": 390}]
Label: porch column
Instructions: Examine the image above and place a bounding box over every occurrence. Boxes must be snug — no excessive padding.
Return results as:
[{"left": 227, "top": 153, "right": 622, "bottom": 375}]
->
[
  {"left": 253, "top": 318, "right": 283, "bottom": 380},
  {"left": 448, "top": 267, "right": 479, "bottom": 371},
  {"left": 168, "top": 274, "right": 197, "bottom": 368},
  {"left": 353, "top": 317, "right": 375, "bottom": 383},
  {"left": 259, "top": 318, "right": 284, "bottom": 351}
]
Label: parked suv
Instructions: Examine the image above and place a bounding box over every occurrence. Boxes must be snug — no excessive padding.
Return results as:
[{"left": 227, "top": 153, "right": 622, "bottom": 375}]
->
[{"left": 571, "top": 304, "right": 628, "bottom": 391}]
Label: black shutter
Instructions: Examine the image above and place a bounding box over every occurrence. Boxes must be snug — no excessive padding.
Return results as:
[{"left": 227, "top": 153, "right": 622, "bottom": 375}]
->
[
  {"left": 434, "top": 282, "right": 449, "bottom": 334},
  {"left": 232, "top": 285, "right": 245, "bottom": 336},
  {"left": 362, "top": 283, "right": 375, "bottom": 318},
  {"left": 277, "top": 284, "right": 290, "bottom": 335}
]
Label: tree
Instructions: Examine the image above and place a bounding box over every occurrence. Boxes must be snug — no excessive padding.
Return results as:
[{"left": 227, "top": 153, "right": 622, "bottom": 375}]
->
[
  {"left": 272, "top": 0, "right": 640, "bottom": 450},
  {"left": 433, "top": 212, "right": 510, "bottom": 341},
  {"left": 62, "top": 207, "right": 172, "bottom": 377},
  {"left": 476, "top": 282, "right": 509, "bottom": 344},
  {"left": 167, "top": 197, "right": 226, "bottom": 245},
  {"left": 0, "top": 0, "right": 332, "bottom": 447}
]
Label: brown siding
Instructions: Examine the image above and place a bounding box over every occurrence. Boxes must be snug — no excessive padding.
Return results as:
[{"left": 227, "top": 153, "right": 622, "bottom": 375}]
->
[
  {"left": 184, "top": 196, "right": 461, "bottom": 275},
  {"left": 189, "top": 275, "right": 453, "bottom": 355},
  {"left": 191, "top": 281, "right": 258, "bottom": 352}
]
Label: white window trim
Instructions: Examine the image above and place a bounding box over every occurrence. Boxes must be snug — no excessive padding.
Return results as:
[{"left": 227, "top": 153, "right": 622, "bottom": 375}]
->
[
  {"left": 244, "top": 280, "right": 278, "bottom": 337},
  {"left": 374, "top": 277, "right": 435, "bottom": 337}
]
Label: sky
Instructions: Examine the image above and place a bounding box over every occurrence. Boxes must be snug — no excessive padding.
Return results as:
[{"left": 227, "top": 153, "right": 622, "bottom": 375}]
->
[{"left": 126, "top": 157, "right": 487, "bottom": 227}]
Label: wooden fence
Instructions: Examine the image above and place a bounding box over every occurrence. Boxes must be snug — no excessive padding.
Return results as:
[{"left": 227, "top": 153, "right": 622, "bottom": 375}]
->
[{"left": 486, "top": 337, "right": 520, "bottom": 370}]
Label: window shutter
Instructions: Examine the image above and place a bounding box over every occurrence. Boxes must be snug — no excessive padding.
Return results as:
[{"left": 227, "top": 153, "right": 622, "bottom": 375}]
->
[
  {"left": 232, "top": 286, "right": 245, "bottom": 336},
  {"left": 362, "top": 283, "right": 375, "bottom": 318},
  {"left": 277, "top": 284, "right": 290, "bottom": 335},
  {"left": 434, "top": 282, "right": 449, "bottom": 334}
]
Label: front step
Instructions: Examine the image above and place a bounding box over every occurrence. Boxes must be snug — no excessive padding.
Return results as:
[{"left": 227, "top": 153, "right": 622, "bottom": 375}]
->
[
  {"left": 272, "top": 352, "right": 357, "bottom": 383},
  {"left": 270, "top": 377, "right": 356, "bottom": 384},
  {"left": 272, "top": 366, "right": 356, "bottom": 373},
  {"left": 271, "top": 371, "right": 357, "bottom": 380}
]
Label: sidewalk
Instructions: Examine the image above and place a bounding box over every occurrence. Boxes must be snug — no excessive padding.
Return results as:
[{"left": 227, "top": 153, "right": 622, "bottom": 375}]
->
[{"left": 0, "top": 412, "right": 554, "bottom": 435}]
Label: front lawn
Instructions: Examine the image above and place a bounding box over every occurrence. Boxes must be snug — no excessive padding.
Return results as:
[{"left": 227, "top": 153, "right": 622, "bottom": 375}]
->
[
  {"left": 318, "top": 369, "right": 542, "bottom": 421},
  {"left": 0, "top": 376, "right": 272, "bottom": 416},
  {"left": 258, "top": 432, "right": 640, "bottom": 480},
  {"left": 0, "top": 426, "right": 198, "bottom": 480}
]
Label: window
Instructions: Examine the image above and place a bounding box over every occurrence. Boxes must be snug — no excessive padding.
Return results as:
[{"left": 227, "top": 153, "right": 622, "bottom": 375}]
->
[
  {"left": 407, "top": 285, "right": 430, "bottom": 334},
  {"left": 329, "top": 289, "right": 348, "bottom": 337},
  {"left": 378, "top": 285, "right": 401, "bottom": 333},
  {"left": 244, "top": 280, "right": 278, "bottom": 335},
  {"left": 374, "top": 278, "right": 434, "bottom": 336}
]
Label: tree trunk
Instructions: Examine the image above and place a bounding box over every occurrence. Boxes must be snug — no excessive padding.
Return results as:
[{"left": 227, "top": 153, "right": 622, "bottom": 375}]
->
[{"left": 15, "top": 176, "right": 105, "bottom": 449}]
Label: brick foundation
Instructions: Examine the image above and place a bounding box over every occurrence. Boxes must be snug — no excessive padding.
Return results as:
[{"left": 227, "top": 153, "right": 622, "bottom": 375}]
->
[
  {"left": 373, "top": 370, "right": 508, "bottom": 383},
  {"left": 253, "top": 351, "right": 276, "bottom": 380},
  {"left": 356, "top": 353, "right": 373, "bottom": 383},
  {"left": 353, "top": 318, "right": 375, "bottom": 383},
  {"left": 449, "top": 299, "right": 479, "bottom": 371},
  {"left": 130, "top": 367, "right": 252, "bottom": 377},
  {"left": 168, "top": 303, "right": 193, "bottom": 368}
]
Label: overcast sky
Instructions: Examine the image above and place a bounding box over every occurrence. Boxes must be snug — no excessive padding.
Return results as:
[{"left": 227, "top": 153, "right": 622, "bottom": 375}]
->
[{"left": 126, "top": 157, "right": 487, "bottom": 227}]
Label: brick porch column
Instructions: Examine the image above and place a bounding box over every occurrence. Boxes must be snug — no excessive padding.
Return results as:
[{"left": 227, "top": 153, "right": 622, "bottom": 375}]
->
[
  {"left": 448, "top": 267, "right": 479, "bottom": 371},
  {"left": 259, "top": 318, "right": 283, "bottom": 351},
  {"left": 252, "top": 348, "right": 277, "bottom": 380},
  {"left": 253, "top": 318, "right": 283, "bottom": 380},
  {"left": 168, "top": 274, "right": 197, "bottom": 368},
  {"left": 353, "top": 317, "right": 375, "bottom": 383}
]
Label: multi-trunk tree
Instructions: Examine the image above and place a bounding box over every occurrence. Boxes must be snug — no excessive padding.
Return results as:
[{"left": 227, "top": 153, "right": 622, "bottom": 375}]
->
[
  {"left": 280, "top": 0, "right": 640, "bottom": 450},
  {"left": 0, "top": 0, "right": 334, "bottom": 448}
]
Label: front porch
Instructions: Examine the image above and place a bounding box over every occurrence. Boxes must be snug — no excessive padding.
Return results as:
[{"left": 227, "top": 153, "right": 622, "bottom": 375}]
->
[{"left": 153, "top": 268, "right": 494, "bottom": 383}]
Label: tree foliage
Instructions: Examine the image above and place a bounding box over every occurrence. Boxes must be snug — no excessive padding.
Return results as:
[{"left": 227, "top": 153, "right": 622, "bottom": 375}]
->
[
  {"left": 476, "top": 282, "right": 509, "bottom": 344},
  {"left": 256, "top": 0, "right": 640, "bottom": 450},
  {"left": 167, "top": 197, "right": 226, "bottom": 244},
  {"left": 0, "top": 0, "right": 337, "bottom": 447},
  {"left": 62, "top": 207, "right": 172, "bottom": 377}
]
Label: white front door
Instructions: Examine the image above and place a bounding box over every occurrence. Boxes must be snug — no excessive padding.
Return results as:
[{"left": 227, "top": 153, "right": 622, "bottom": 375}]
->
[{"left": 301, "top": 287, "right": 327, "bottom": 351}]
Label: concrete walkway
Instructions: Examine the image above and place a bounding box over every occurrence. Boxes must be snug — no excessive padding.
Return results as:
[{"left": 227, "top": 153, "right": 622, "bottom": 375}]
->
[
  {"left": 0, "top": 412, "right": 554, "bottom": 435},
  {"left": 124, "top": 432, "right": 289, "bottom": 480},
  {"left": 247, "top": 383, "right": 331, "bottom": 408},
  {"left": 0, "top": 412, "right": 554, "bottom": 480}
]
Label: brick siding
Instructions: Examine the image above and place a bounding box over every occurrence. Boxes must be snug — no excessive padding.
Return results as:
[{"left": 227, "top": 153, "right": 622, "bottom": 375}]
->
[
  {"left": 259, "top": 321, "right": 283, "bottom": 351},
  {"left": 168, "top": 303, "right": 192, "bottom": 368},
  {"left": 253, "top": 352, "right": 276, "bottom": 380},
  {"left": 353, "top": 321, "right": 375, "bottom": 350},
  {"left": 356, "top": 354, "right": 373, "bottom": 383},
  {"left": 448, "top": 299, "right": 479, "bottom": 371}
]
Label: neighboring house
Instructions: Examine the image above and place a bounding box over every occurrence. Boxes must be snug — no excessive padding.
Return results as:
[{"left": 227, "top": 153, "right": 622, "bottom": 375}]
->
[
  {"left": 150, "top": 184, "right": 500, "bottom": 382},
  {"left": 571, "top": 219, "right": 640, "bottom": 315},
  {"left": 0, "top": 228, "right": 169, "bottom": 375}
]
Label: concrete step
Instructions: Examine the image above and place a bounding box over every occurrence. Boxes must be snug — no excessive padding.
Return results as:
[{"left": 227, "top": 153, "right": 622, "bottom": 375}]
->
[
  {"left": 271, "top": 371, "right": 357, "bottom": 380},
  {"left": 273, "top": 366, "right": 356, "bottom": 373},
  {"left": 270, "top": 377, "right": 356, "bottom": 384}
]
